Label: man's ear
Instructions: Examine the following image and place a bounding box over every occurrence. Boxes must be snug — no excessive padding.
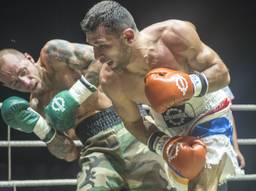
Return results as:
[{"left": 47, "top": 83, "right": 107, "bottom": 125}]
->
[
  {"left": 122, "top": 28, "right": 135, "bottom": 45},
  {"left": 24, "top": 52, "right": 35, "bottom": 63}
]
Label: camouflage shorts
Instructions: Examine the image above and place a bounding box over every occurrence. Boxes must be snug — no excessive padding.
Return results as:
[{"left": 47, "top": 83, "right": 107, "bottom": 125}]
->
[{"left": 76, "top": 122, "right": 172, "bottom": 191}]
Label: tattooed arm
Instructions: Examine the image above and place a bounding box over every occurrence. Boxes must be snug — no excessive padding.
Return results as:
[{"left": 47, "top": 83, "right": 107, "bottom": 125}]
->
[
  {"left": 40, "top": 39, "right": 102, "bottom": 86},
  {"left": 40, "top": 39, "right": 94, "bottom": 70},
  {"left": 47, "top": 132, "right": 79, "bottom": 162},
  {"left": 81, "top": 59, "right": 102, "bottom": 87}
]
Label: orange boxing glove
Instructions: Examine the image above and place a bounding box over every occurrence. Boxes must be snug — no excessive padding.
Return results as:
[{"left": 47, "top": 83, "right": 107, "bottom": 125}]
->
[
  {"left": 148, "top": 132, "right": 206, "bottom": 180},
  {"left": 144, "top": 68, "right": 209, "bottom": 113}
]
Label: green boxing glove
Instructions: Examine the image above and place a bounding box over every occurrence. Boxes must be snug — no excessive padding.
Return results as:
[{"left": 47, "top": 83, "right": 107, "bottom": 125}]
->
[
  {"left": 1, "top": 96, "right": 56, "bottom": 143},
  {"left": 44, "top": 76, "right": 97, "bottom": 132}
]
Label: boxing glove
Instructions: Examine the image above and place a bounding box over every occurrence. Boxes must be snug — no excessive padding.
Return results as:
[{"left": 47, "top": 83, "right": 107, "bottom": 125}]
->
[
  {"left": 148, "top": 132, "right": 206, "bottom": 180},
  {"left": 1, "top": 96, "right": 56, "bottom": 143},
  {"left": 144, "top": 68, "right": 208, "bottom": 113},
  {"left": 44, "top": 75, "right": 97, "bottom": 132}
]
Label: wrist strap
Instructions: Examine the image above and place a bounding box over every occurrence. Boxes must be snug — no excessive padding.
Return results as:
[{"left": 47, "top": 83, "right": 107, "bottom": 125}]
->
[
  {"left": 32, "top": 114, "right": 56, "bottom": 143},
  {"left": 80, "top": 75, "right": 97, "bottom": 92},
  {"left": 44, "top": 128, "right": 56, "bottom": 144},
  {"left": 147, "top": 131, "right": 169, "bottom": 156},
  {"left": 190, "top": 72, "right": 209, "bottom": 97},
  {"left": 69, "top": 76, "right": 97, "bottom": 104}
]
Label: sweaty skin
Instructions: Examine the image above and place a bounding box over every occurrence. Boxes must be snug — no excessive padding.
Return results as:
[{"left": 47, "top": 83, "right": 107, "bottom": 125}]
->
[
  {"left": 36, "top": 40, "right": 112, "bottom": 161},
  {"left": 35, "top": 40, "right": 111, "bottom": 122},
  {"left": 0, "top": 39, "right": 111, "bottom": 161},
  {"left": 87, "top": 20, "right": 230, "bottom": 144}
]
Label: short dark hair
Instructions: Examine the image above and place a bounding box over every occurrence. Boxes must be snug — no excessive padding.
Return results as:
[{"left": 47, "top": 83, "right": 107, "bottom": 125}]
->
[{"left": 81, "top": 0, "right": 137, "bottom": 35}]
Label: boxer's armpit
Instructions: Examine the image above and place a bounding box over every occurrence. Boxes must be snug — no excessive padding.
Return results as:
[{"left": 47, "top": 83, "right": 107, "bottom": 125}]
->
[{"left": 47, "top": 133, "right": 79, "bottom": 161}]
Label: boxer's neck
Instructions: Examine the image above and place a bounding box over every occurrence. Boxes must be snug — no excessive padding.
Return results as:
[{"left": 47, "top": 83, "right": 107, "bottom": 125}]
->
[{"left": 127, "top": 34, "right": 153, "bottom": 74}]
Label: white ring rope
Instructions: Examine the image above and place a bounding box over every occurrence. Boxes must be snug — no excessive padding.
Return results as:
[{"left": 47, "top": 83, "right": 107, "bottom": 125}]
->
[
  {"left": 0, "top": 140, "right": 83, "bottom": 147},
  {"left": 140, "top": 104, "right": 256, "bottom": 111},
  {"left": 228, "top": 174, "right": 256, "bottom": 181},
  {"left": 0, "top": 174, "right": 256, "bottom": 188},
  {"left": 0, "top": 139, "right": 255, "bottom": 148},
  {"left": 231, "top": 104, "right": 256, "bottom": 111},
  {"left": 0, "top": 179, "right": 77, "bottom": 187},
  {"left": 1, "top": 103, "right": 256, "bottom": 111}
]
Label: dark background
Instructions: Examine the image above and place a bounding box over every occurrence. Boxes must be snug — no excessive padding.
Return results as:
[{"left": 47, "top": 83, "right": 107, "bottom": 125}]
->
[{"left": 0, "top": 0, "right": 255, "bottom": 191}]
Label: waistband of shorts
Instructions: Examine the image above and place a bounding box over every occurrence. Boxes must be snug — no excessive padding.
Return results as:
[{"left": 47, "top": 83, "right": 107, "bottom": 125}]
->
[{"left": 75, "top": 107, "right": 122, "bottom": 145}]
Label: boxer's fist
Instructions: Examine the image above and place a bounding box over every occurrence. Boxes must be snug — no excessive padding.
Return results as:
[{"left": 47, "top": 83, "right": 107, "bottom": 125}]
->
[
  {"left": 44, "top": 90, "right": 80, "bottom": 132},
  {"left": 44, "top": 76, "right": 97, "bottom": 132},
  {"left": 1, "top": 96, "right": 35, "bottom": 133},
  {"left": 163, "top": 136, "right": 206, "bottom": 180},
  {"left": 144, "top": 68, "right": 208, "bottom": 113},
  {"left": 148, "top": 132, "right": 206, "bottom": 180},
  {"left": 1, "top": 96, "right": 55, "bottom": 143}
]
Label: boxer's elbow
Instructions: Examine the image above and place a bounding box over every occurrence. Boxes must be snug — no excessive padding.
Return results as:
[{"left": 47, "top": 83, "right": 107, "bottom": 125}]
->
[
  {"left": 219, "top": 63, "right": 231, "bottom": 87},
  {"left": 64, "top": 148, "right": 80, "bottom": 162}
]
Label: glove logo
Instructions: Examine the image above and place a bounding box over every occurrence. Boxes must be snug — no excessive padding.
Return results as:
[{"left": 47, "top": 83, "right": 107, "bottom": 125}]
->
[
  {"left": 167, "top": 142, "right": 180, "bottom": 161},
  {"left": 51, "top": 97, "right": 66, "bottom": 112},
  {"left": 175, "top": 74, "right": 188, "bottom": 96},
  {"left": 163, "top": 104, "right": 195, "bottom": 128}
]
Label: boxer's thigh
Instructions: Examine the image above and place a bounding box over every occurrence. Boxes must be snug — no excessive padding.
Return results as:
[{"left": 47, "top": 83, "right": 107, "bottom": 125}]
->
[
  {"left": 77, "top": 151, "right": 127, "bottom": 191},
  {"left": 189, "top": 154, "right": 227, "bottom": 191},
  {"left": 118, "top": 128, "right": 171, "bottom": 191}
]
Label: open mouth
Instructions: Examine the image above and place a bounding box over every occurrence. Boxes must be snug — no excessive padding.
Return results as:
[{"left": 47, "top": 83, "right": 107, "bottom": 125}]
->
[{"left": 106, "top": 60, "right": 114, "bottom": 66}]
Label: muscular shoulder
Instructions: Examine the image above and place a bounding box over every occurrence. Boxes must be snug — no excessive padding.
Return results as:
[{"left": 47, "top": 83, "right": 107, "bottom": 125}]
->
[
  {"left": 143, "top": 20, "right": 200, "bottom": 50},
  {"left": 143, "top": 20, "right": 196, "bottom": 35},
  {"left": 40, "top": 39, "right": 94, "bottom": 71}
]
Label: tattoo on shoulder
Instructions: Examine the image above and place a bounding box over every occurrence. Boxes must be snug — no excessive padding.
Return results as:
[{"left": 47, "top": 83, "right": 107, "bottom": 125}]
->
[{"left": 44, "top": 40, "right": 96, "bottom": 71}]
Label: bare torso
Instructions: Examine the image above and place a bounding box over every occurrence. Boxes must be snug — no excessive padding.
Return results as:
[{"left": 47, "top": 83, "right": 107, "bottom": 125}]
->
[
  {"left": 101, "top": 20, "right": 196, "bottom": 106},
  {"left": 31, "top": 59, "right": 112, "bottom": 126}
]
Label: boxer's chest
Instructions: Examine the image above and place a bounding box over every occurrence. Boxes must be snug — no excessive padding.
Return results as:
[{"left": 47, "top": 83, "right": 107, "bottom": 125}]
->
[{"left": 118, "top": 72, "right": 150, "bottom": 105}]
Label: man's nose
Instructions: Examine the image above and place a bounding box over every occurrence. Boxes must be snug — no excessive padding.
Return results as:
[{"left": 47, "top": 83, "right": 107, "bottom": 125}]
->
[{"left": 18, "top": 76, "right": 31, "bottom": 86}]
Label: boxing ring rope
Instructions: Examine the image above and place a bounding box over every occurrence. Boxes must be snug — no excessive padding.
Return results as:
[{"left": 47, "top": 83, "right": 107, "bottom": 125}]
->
[
  {"left": 1, "top": 174, "right": 256, "bottom": 188},
  {"left": 0, "top": 103, "right": 256, "bottom": 189},
  {"left": 230, "top": 104, "right": 256, "bottom": 111},
  {"left": 1, "top": 138, "right": 256, "bottom": 147},
  {"left": 141, "top": 104, "right": 256, "bottom": 112},
  {"left": 0, "top": 179, "right": 77, "bottom": 187}
]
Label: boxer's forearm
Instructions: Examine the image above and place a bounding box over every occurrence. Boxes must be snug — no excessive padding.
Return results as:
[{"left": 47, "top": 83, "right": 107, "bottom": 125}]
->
[
  {"left": 190, "top": 43, "right": 230, "bottom": 93},
  {"left": 202, "top": 61, "right": 230, "bottom": 93},
  {"left": 82, "top": 60, "right": 102, "bottom": 87},
  {"left": 47, "top": 133, "right": 79, "bottom": 162},
  {"left": 124, "top": 118, "right": 159, "bottom": 145}
]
